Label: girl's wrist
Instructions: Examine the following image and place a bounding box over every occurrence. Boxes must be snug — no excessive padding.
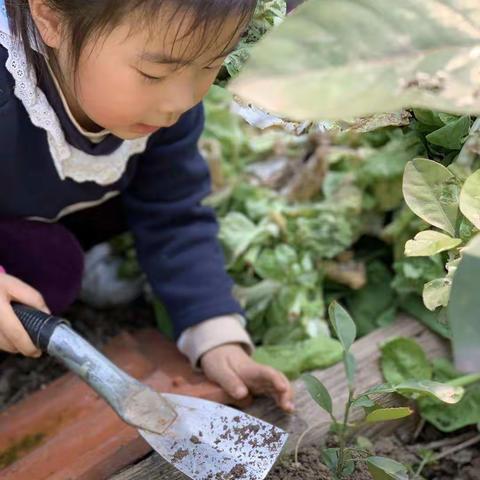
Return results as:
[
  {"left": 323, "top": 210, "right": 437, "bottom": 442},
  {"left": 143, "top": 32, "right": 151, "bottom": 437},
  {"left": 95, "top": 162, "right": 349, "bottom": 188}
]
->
[{"left": 0, "top": 266, "right": 5, "bottom": 274}]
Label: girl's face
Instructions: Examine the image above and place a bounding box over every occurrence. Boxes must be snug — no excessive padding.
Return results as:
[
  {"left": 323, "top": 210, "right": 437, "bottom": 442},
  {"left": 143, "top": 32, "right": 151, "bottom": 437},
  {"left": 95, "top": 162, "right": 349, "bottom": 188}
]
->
[{"left": 39, "top": 6, "right": 244, "bottom": 139}]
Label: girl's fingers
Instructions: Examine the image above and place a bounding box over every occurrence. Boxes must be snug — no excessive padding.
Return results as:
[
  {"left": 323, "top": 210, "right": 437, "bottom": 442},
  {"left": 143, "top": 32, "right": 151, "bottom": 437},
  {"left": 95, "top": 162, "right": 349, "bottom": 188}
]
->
[
  {"left": 0, "top": 330, "right": 18, "bottom": 354},
  {"left": 242, "top": 363, "right": 295, "bottom": 412},
  {"left": 0, "top": 297, "right": 42, "bottom": 357},
  {"left": 208, "top": 361, "right": 249, "bottom": 400},
  {"left": 4, "top": 275, "right": 50, "bottom": 313}
]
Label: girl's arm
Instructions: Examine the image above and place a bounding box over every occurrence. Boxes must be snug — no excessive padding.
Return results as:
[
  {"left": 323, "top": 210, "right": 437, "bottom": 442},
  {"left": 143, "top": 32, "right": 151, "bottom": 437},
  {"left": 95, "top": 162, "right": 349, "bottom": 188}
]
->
[{"left": 122, "top": 103, "right": 251, "bottom": 351}]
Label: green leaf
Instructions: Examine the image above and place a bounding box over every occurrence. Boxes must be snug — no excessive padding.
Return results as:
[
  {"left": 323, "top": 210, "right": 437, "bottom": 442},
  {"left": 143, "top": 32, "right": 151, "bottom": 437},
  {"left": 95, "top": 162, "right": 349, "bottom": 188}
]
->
[
  {"left": 328, "top": 301, "right": 357, "bottom": 352},
  {"left": 448, "top": 233, "right": 480, "bottom": 372},
  {"left": 302, "top": 374, "right": 333, "bottom": 415},
  {"left": 420, "top": 387, "right": 480, "bottom": 432},
  {"left": 344, "top": 352, "right": 356, "bottom": 388},
  {"left": 403, "top": 159, "right": 460, "bottom": 236},
  {"left": 321, "top": 448, "right": 339, "bottom": 472},
  {"left": 253, "top": 335, "right": 343, "bottom": 379},
  {"left": 405, "top": 230, "right": 462, "bottom": 257},
  {"left": 365, "top": 407, "right": 413, "bottom": 423},
  {"left": 231, "top": 0, "right": 480, "bottom": 120},
  {"left": 380, "top": 337, "right": 432, "bottom": 385},
  {"left": 367, "top": 456, "right": 409, "bottom": 480},
  {"left": 423, "top": 277, "right": 451, "bottom": 311},
  {"left": 219, "top": 212, "right": 278, "bottom": 263},
  {"left": 418, "top": 359, "right": 480, "bottom": 432},
  {"left": 351, "top": 396, "right": 376, "bottom": 409},
  {"left": 460, "top": 170, "right": 480, "bottom": 229},
  {"left": 395, "top": 380, "right": 464, "bottom": 404},
  {"left": 426, "top": 116, "right": 471, "bottom": 150}
]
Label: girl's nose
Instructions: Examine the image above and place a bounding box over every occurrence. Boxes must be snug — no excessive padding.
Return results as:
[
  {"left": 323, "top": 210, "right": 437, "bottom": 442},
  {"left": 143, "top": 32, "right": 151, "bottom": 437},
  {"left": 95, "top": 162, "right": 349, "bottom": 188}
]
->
[{"left": 159, "top": 76, "right": 197, "bottom": 114}]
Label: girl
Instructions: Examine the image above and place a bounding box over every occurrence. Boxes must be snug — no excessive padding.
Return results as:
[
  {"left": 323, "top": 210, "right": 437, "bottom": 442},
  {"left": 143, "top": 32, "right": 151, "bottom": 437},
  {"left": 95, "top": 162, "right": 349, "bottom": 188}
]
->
[{"left": 0, "top": 0, "right": 294, "bottom": 412}]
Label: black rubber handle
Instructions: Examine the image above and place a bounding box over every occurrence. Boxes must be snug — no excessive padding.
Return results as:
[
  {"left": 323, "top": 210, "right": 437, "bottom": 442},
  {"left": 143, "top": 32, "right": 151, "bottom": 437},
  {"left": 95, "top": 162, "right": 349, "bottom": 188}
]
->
[{"left": 12, "top": 304, "right": 66, "bottom": 351}]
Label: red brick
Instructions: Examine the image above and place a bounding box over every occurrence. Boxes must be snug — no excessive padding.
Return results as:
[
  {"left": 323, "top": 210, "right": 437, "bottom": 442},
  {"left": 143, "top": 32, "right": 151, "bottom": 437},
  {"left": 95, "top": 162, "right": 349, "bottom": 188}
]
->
[
  {"left": 0, "top": 332, "right": 154, "bottom": 452},
  {"left": 0, "top": 329, "right": 244, "bottom": 479}
]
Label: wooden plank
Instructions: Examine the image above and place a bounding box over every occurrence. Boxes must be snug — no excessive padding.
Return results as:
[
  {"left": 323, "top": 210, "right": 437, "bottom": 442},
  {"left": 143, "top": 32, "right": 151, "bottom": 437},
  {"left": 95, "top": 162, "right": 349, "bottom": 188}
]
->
[{"left": 111, "top": 315, "right": 448, "bottom": 480}]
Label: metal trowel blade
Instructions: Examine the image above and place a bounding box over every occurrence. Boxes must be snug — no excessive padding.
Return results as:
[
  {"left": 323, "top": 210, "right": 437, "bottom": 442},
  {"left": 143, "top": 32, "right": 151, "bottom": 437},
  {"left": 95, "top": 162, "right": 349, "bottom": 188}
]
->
[{"left": 139, "top": 393, "right": 288, "bottom": 480}]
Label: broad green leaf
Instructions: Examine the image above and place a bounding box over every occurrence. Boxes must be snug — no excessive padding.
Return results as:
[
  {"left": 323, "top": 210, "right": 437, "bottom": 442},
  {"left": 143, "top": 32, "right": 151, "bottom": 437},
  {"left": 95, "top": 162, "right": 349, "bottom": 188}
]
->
[
  {"left": 380, "top": 337, "right": 432, "bottom": 385},
  {"left": 426, "top": 116, "right": 471, "bottom": 150},
  {"left": 405, "top": 230, "right": 462, "bottom": 257},
  {"left": 365, "top": 407, "right": 413, "bottom": 423},
  {"left": 321, "top": 448, "right": 339, "bottom": 472},
  {"left": 328, "top": 301, "right": 357, "bottom": 352},
  {"left": 423, "top": 277, "right": 451, "bottom": 311},
  {"left": 367, "top": 456, "right": 409, "bottom": 480},
  {"left": 418, "top": 359, "right": 480, "bottom": 432},
  {"left": 420, "top": 387, "right": 480, "bottom": 432},
  {"left": 302, "top": 374, "right": 333, "bottom": 414},
  {"left": 460, "top": 170, "right": 480, "bottom": 229},
  {"left": 219, "top": 212, "right": 278, "bottom": 263},
  {"left": 395, "top": 380, "right": 464, "bottom": 404},
  {"left": 253, "top": 335, "right": 343, "bottom": 379},
  {"left": 231, "top": 0, "right": 480, "bottom": 121},
  {"left": 403, "top": 158, "right": 460, "bottom": 236},
  {"left": 448, "top": 233, "right": 480, "bottom": 373}
]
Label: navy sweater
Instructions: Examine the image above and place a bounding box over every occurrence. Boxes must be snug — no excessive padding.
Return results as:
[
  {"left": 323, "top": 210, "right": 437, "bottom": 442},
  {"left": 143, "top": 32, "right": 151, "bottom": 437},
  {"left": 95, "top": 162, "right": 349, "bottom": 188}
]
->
[{"left": 0, "top": 45, "right": 243, "bottom": 336}]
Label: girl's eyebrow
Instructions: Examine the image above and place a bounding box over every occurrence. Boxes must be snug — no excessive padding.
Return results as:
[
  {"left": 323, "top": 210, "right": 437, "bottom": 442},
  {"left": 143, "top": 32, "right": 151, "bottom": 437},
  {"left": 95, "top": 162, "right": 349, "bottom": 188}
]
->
[{"left": 138, "top": 45, "right": 237, "bottom": 65}]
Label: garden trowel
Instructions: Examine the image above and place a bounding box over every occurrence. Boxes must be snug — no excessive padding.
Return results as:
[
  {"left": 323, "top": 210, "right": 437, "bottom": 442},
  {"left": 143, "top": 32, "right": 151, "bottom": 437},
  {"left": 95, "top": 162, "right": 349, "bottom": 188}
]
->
[{"left": 13, "top": 304, "right": 288, "bottom": 480}]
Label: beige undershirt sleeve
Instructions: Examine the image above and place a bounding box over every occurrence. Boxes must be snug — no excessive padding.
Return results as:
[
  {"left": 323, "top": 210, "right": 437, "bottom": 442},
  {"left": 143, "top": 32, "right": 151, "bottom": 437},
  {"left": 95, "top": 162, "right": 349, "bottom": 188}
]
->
[{"left": 177, "top": 315, "right": 255, "bottom": 369}]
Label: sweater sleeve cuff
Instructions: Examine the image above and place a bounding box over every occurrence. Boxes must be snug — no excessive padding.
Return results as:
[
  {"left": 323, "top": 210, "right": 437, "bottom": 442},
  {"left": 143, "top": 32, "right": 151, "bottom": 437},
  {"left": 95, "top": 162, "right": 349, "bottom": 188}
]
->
[{"left": 177, "top": 314, "right": 254, "bottom": 368}]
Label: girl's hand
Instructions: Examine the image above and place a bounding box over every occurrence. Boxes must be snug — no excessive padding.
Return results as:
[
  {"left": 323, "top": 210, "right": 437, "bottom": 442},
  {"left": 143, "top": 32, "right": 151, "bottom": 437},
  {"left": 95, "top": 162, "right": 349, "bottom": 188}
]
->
[
  {"left": 0, "top": 272, "right": 50, "bottom": 357},
  {"left": 200, "top": 344, "right": 295, "bottom": 413}
]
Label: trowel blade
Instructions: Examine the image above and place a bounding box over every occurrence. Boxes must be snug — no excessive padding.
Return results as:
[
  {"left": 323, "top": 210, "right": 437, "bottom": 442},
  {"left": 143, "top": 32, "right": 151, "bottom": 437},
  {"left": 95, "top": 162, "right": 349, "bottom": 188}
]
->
[{"left": 139, "top": 393, "right": 288, "bottom": 480}]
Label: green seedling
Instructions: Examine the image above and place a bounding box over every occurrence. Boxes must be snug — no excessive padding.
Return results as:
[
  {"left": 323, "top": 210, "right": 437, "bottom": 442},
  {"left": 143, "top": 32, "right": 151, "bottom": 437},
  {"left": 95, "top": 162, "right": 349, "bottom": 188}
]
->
[{"left": 302, "top": 302, "right": 465, "bottom": 479}]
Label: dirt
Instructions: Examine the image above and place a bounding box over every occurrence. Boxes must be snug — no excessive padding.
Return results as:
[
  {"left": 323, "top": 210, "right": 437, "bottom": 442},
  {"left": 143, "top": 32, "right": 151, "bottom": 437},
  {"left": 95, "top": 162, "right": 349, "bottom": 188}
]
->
[
  {"left": 267, "top": 448, "right": 371, "bottom": 480},
  {"left": 267, "top": 424, "right": 480, "bottom": 480},
  {"left": 0, "top": 300, "right": 157, "bottom": 411}
]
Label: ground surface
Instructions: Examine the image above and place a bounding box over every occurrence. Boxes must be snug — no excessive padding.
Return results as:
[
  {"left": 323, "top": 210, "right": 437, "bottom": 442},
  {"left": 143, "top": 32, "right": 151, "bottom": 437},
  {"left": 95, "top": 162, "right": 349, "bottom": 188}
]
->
[
  {"left": 268, "top": 427, "right": 480, "bottom": 480},
  {"left": 2, "top": 306, "right": 480, "bottom": 479}
]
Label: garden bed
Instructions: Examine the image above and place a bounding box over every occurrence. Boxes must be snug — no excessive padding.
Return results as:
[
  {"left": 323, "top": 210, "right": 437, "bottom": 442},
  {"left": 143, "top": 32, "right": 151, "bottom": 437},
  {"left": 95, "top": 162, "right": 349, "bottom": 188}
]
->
[{"left": 112, "top": 315, "right": 472, "bottom": 480}]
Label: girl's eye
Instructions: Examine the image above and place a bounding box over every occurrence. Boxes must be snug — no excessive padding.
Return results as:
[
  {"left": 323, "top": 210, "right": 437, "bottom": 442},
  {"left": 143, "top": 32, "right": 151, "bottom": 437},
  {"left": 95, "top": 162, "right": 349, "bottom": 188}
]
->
[
  {"left": 203, "top": 64, "right": 223, "bottom": 71},
  {"left": 139, "top": 71, "right": 167, "bottom": 83}
]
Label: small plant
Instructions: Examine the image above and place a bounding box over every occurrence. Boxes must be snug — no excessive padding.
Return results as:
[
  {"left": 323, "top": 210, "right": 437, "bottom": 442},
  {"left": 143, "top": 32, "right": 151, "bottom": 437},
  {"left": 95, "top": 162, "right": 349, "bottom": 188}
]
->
[{"left": 302, "top": 301, "right": 465, "bottom": 479}]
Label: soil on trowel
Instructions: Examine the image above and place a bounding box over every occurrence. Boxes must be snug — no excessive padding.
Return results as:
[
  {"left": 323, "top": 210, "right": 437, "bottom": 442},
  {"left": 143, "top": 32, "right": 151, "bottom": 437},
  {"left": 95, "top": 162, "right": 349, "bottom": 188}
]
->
[{"left": 0, "top": 300, "right": 157, "bottom": 410}]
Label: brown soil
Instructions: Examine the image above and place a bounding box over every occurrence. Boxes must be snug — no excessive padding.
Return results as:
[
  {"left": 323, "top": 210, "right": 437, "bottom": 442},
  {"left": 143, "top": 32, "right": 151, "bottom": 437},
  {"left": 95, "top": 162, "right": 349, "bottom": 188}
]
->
[
  {"left": 267, "top": 448, "right": 371, "bottom": 480},
  {"left": 0, "top": 300, "right": 157, "bottom": 410},
  {"left": 267, "top": 425, "right": 480, "bottom": 480}
]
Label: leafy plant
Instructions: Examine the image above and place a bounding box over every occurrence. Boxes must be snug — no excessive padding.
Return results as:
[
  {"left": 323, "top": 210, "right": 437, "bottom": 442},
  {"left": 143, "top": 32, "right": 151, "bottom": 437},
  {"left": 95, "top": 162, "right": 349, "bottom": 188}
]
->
[
  {"left": 230, "top": 0, "right": 480, "bottom": 120},
  {"left": 302, "top": 303, "right": 464, "bottom": 479},
  {"left": 380, "top": 337, "right": 480, "bottom": 432}
]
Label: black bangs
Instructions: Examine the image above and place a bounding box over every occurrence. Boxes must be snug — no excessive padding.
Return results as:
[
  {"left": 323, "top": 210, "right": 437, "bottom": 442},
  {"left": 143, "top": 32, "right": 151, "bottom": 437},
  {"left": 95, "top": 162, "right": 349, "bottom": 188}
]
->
[{"left": 5, "top": 0, "right": 257, "bottom": 76}]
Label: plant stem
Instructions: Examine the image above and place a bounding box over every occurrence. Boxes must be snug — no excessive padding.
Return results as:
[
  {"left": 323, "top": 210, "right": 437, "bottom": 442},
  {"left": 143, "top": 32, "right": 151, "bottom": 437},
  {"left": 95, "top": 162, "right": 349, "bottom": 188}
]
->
[
  {"left": 336, "top": 388, "right": 354, "bottom": 478},
  {"left": 431, "top": 434, "right": 480, "bottom": 463},
  {"left": 447, "top": 373, "right": 480, "bottom": 388}
]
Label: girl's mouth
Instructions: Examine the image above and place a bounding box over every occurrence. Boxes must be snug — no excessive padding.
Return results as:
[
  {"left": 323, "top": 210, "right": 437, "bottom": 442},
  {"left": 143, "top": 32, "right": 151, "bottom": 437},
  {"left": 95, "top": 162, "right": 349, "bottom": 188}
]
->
[{"left": 132, "top": 123, "right": 161, "bottom": 134}]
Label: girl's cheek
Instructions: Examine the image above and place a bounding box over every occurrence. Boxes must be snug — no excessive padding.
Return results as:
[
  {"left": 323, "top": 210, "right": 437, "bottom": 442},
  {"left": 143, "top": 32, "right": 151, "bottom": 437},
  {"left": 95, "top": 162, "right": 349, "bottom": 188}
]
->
[{"left": 79, "top": 75, "right": 150, "bottom": 127}]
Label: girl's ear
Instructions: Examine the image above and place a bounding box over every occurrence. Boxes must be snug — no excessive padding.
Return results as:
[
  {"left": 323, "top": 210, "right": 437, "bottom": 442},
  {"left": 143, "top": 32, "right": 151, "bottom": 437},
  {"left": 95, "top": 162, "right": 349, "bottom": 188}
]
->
[{"left": 28, "top": 0, "right": 63, "bottom": 49}]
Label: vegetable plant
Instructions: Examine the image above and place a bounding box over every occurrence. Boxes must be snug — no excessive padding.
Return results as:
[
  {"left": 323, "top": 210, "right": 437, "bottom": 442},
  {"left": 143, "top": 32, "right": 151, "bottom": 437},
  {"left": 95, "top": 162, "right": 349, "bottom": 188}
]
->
[{"left": 302, "top": 302, "right": 464, "bottom": 479}]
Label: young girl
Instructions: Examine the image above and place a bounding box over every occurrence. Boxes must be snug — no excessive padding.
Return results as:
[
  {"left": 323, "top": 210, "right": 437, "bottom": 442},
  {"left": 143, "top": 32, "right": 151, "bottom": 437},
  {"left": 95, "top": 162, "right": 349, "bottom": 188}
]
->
[{"left": 0, "top": 0, "right": 294, "bottom": 412}]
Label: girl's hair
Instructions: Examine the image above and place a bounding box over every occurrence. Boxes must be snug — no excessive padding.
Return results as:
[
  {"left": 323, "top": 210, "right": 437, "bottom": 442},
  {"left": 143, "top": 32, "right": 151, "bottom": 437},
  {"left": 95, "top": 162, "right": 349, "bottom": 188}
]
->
[{"left": 5, "top": 1, "right": 256, "bottom": 77}]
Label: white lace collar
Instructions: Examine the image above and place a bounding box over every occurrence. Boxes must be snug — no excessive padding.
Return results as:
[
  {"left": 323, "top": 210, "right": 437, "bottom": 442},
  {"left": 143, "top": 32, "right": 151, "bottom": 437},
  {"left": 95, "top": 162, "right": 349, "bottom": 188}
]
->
[{"left": 0, "top": 5, "right": 149, "bottom": 185}]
